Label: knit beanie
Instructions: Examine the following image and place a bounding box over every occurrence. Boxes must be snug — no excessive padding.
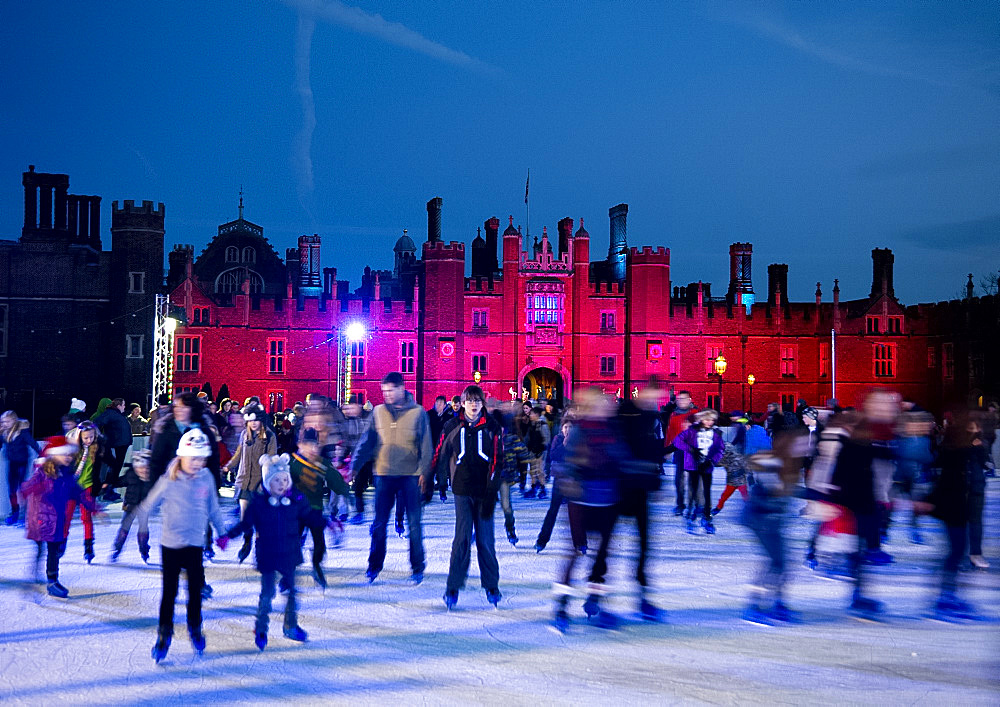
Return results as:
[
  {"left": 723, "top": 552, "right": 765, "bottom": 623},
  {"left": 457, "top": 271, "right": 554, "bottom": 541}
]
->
[
  {"left": 261, "top": 453, "right": 291, "bottom": 491},
  {"left": 177, "top": 428, "right": 212, "bottom": 457}
]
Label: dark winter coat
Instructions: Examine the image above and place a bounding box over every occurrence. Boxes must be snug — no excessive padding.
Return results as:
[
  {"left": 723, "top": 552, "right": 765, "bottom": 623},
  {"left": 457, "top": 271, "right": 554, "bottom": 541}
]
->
[
  {"left": 830, "top": 435, "right": 894, "bottom": 516},
  {"left": 148, "top": 414, "right": 222, "bottom": 486},
  {"left": 562, "top": 418, "right": 630, "bottom": 506},
  {"left": 21, "top": 465, "right": 97, "bottom": 542},
  {"left": 673, "top": 424, "right": 724, "bottom": 471},
  {"left": 2, "top": 425, "right": 40, "bottom": 463},
  {"left": 500, "top": 431, "right": 532, "bottom": 483},
  {"left": 926, "top": 447, "right": 972, "bottom": 527},
  {"left": 122, "top": 463, "right": 154, "bottom": 510},
  {"left": 427, "top": 407, "right": 451, "bottom": 449},
  {"left": 544, "top": 431, "right": 567, "bottom": 478},
  {"left": 432, "top": 412, "right": 503, "bottom": 498},
  {"left": 95, "top": 407, "right": 133, "bottom": 448},
  {"left": 226, "top": 488, "right": 324, "bottom": 574},
  {"left": 618, "top": 400, "right": 666, "bottom": 464}
]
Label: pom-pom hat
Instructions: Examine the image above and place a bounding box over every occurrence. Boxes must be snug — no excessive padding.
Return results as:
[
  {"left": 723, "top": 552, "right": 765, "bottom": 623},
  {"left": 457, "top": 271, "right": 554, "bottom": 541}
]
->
[
  {"left": 43, "top": 435, "right": 79, "bottom": 458},
  {"left": 70, "top": 398, "right": 86, "bottom": 412},
  {"left": 261, "top": 453, "right": 291, "bottom": 490},
  {"left": 176, "top": 428, "right": 212, "bottom": 457},
  {"left": 243, "top": 406, "right": 266, "bottom": 423}
]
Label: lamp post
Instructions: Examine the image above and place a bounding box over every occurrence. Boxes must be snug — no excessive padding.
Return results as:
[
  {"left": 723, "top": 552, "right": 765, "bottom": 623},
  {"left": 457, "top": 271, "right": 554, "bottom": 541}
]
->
[
  {"left": 714, "top": 355, "right": 728, "bottom": 411},
  {"left": 746, "top": 373, "right": 756, "bottom": 416},
  {"left": 341, "top": 322, "right": 367, "bottom": 406}
]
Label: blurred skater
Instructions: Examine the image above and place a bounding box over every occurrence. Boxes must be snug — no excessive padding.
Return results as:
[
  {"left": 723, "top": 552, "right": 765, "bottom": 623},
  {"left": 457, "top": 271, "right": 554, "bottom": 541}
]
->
[{"left": 110, "top": 449, "right": 153, "bottom": 563}]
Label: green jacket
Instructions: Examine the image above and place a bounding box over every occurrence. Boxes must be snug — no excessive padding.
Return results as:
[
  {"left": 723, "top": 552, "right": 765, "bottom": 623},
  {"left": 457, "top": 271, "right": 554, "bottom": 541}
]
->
[{"left": 290, "top": 452, "right": 350, "bottom": 510}]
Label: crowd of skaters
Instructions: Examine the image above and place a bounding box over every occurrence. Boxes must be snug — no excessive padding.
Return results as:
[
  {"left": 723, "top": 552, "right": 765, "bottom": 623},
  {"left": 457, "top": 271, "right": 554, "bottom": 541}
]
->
[{"left": 0, "top": 375, "right": 996, "bottom": 658}]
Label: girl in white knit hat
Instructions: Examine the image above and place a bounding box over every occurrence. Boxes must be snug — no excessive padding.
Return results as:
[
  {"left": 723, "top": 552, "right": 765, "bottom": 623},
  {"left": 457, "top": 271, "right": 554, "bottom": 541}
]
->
[{"left": 140, "top": 428, "right": 229, "bottom": 663}]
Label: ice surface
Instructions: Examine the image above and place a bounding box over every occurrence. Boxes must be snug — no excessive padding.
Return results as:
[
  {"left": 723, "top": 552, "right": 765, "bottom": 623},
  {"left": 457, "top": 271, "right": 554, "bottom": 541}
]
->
[{"left": 0, "top": 475, "right": 997, "bottom": 705}]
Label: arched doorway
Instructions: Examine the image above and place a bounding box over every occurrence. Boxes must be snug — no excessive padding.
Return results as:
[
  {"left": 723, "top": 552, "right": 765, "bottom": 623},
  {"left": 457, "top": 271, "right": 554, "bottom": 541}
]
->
[{"left": 522, "top": 367, "right": 563, "bottom": 406}]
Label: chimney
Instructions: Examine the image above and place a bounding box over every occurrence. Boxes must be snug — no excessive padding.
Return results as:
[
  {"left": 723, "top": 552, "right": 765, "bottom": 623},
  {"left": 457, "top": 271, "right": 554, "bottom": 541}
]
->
[
  {"left": 426, "top": 197, "right": 442, "bottom": 243},
  {"left": 557, "top": 217, "right": 574, "bottom": 258},
  {"left": 484, "top": 217, "right": 500, "bottom": 273},
  {"left": 298, "top": 234, "right": 321, "bottom": 293},
  {"left": 727, "top": 242, "right": 754, "bottom": 303},
  {"left": 833, "top": 278, "right": 841, "bottom": 332},
  {"left": 323, "top": 267, "right": 337, "bottom": 297},
  {"left": 767, "top": 264, "right": 788, "bottom": 305},
  {"left": 870, "top": 248, "right": 895, "bottom": 299},
  {"left": 815, "top": 282, "right": 822, "bottom": 308},
  {"left": 608, "top": 203, "right": 628, "bottom": 281}
]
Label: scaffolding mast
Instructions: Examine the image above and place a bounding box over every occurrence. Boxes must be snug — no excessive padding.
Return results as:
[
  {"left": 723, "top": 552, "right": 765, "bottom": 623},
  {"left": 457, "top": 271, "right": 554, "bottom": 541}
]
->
[{"left": 153, "top": 294, "right": 175, "bottom": 404}]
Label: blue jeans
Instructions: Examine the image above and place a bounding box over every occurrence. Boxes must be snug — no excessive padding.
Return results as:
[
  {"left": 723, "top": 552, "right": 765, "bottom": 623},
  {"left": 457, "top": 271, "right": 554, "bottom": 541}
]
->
[{"left": 368, "top": 475, "right": 424, "bottom": 575}]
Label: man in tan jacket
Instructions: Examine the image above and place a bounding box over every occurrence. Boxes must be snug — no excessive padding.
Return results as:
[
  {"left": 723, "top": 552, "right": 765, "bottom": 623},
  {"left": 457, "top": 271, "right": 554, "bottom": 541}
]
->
[{"left": 351, "top": 372, "right": 433, "bottom": 583}]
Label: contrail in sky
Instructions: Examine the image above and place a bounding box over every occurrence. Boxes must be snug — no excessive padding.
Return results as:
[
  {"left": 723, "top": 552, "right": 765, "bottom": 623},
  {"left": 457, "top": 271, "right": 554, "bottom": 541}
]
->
[{"left": 283, "top": 0, "right": 497, "bottom": 216}]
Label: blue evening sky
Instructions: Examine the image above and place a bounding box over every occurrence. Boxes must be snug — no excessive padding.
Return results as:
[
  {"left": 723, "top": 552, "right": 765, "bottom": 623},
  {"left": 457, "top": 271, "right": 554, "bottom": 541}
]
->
[{"left": 1, "top": 1, "right": 997, "bottom": 303}]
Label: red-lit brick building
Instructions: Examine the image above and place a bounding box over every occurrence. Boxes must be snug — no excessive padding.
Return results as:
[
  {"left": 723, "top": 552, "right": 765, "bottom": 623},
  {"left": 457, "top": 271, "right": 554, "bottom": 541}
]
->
[{"left": 167, "top": 199, "right": 997, "bottom": 414}]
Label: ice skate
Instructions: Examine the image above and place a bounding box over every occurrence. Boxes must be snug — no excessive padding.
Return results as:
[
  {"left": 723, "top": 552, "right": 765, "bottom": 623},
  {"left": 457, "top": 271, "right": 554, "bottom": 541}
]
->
[
  {"left": 486, "top": 589, "right": 502, "bottom": 608},
  {"left": 83, "top": 539, "right": 95, "bottom": 564},
  {"left": 582, "top": 594, "right": 600, "bottom": 618},
  {"left": 151, "top": 629, "right": 172, "bottom": 663},
  {"left": 534, "top": 542, "right": 545, "bottom": 553},
  {"left": 5, "top": 508, "right": 20, "bottom": 526},
  {"left": 46, "top": 581, "right": 69, "bottom": 598},
  {"left": 410, "top": 571, "right": 423, "bottom": 585},
  {"left": 550, "top": 609, "right": 570, "bottom": 634},
  {"left": 742, "top": 604, "right": 773, "bottom": 626},
  {"left": 188, "top": 625, "right": 206, "bottom": 655},
  {"left": 111, "top": 528, "right": 128, "bottom": 563},
  {"left": 639, "top": 598, "right": 665, "bottom": 623},
  {"left": 313, "top": 564, "right": 327, "bottom": 589},
  {"left": 768, "top": 601, "right": 801, "bottom": 624},
  {"left": 365, "top": 569, "right": 378, "bottom": 584},
  {"left": 237, "top": 538, "right": 252, "bottom": 563},
  {"left": 593, "top": 610, "right": 620, "bottom": 630},
  {"left": 255, "top": 631, "right": 267, "bottom": 651},
  {"left": 138, "top": 532, "right": 150, "bottom": 564},
  {"left": 849, "top": 593, "right": 885, "bottom": 621},
  {"left": 443, "top": 590, "right": 458, "bottom": 610},
  {"left": 283, "top": 625, "right": 307, "bottom": 642},
  {"left": 395, "top": 519, "right": 405, "bottom": 537},
  {"left": 506, "top": 526, "right": 518, "bottom": 546}
]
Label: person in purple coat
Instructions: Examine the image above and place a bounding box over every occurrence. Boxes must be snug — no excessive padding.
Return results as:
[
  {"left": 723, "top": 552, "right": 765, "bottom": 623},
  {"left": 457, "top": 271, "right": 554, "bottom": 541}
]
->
[
  {"left": 21, "top": 436, "right": 103, "bottom": 598},
  {"left": 673, "top": 409, "right": 725, "bottom": 534}
]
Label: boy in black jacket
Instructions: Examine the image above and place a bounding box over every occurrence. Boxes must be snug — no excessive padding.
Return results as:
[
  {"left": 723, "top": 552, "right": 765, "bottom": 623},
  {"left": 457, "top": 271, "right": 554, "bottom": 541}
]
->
[{"left": 431, "top": 385, "right": 504, "bottom": 609}]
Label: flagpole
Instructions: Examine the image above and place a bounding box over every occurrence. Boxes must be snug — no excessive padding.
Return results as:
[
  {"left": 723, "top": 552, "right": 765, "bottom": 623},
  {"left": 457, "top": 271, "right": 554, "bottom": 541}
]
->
[{"left": 524, "top": 168, "right": 530, "bottom": 252}]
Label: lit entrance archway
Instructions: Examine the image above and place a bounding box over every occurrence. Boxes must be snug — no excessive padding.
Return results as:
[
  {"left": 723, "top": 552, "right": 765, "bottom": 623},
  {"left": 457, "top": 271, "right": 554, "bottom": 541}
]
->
[{"left": 522, "top": 367, "right": 563, "bottom": 406}]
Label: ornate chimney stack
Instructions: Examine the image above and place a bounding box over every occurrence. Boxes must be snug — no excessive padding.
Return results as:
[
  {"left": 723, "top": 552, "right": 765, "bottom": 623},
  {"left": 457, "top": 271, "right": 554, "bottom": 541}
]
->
[
  {"left": 727, "top": 242, "right": 754, "bottom": 304},
  {"left": 426, "top": 197, "right": 442, "bottom": 243},
  {"left": 608, "top": 203, "right": 628, "bottom": 281},
  {"left": 767, "top": 264, "right": 788, "bottom": 305},
  {"left": 870, "top": 248, "right": 895, "bottom": 299}
]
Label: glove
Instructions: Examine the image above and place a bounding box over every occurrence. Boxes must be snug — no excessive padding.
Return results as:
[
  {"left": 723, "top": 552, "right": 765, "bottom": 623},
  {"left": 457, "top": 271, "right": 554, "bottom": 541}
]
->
[{"left": 216, "top": 535, "right": 230, "bottom": 551}]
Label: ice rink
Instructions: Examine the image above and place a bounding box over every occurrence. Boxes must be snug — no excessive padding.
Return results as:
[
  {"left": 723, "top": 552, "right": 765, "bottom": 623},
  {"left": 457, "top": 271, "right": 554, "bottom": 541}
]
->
[{"left": 0, "top": 475, "right": 997, "bottom": 705}]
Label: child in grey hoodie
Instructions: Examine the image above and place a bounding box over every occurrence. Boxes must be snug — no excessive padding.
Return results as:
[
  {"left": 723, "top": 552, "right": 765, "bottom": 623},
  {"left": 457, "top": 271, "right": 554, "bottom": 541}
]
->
[{"left": 141, "top": 428, "right": 229, "bottom": 663}]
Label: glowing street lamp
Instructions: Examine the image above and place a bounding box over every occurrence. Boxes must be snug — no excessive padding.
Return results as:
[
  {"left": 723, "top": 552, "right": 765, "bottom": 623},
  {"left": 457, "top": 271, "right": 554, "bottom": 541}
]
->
[
  {"left": 473, "top": 371, "right": 482, "bottom": 384},
  {"left": 746, "top": 373, "right": 756, "bottom": 415},
  {"left": 714, "top": 355, "right": 727, "bottom": 411}
]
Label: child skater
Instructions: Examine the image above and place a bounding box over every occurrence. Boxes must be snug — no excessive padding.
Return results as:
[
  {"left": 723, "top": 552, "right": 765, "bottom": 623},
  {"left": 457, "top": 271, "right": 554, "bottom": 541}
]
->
[
  {"left": 21, "top": 436, "right": 103, "bottom": 597},
  {"left": 223, "top": 453, "right": 325, "bottom": 650},
  {"left": 430, "top": 385, "right": 504, "bottom": 610},
  {"left": 140, "top": 428, "right": 229, "bottom": 662},
  {"left": 111, "top": 449, "right": 153, "bottom": 563},
  {"left": 290, "top": 428, "right": 351, "bottom": 588}
]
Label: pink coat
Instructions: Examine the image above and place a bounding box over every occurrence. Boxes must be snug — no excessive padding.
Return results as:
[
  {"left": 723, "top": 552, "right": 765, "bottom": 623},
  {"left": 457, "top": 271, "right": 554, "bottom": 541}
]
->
[{"left": 21, "top": 465, "right": 95, "bottom": 542}]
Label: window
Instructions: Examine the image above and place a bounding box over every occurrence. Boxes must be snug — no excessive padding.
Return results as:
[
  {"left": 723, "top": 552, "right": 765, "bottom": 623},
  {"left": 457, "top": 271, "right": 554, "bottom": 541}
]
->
[
  {"left": 873, "top": 343, "right": 896, "bottom": 377},
  {"left": 668, "top": 343, "right": 680, "bottom": 376},
  {"left": 600, "top": 311, "right": 616, "bottom": 332},
  {"left": 268, "top": 339, "right": 285, "bottom": 375},
  {"left": 781, "top": 394, "right": 796, "bottom": 410},
  {"left": 706, "top": 345, "right": 723, "bottom": 376},
  {"left": 126, "top": 334, "right": 144, "bottom": 359},
  {"left": 472, "top": 309, "right": 488, "bottom": 330},
  {"left": 0, "top": 304, "right": 6, "bottom": 357},
  {"left": 927, "top": 346, "right": 936, "bottom": 368},
  {"left": 887, "top": 316, "right": 902, "bottom": 334},
  {"left": 350, "top": 341, "right": 365, "bottom": 374},
  {"left": 819, "top": 342, "right": 830, "bottom": 378},
  {"left": 600, "top": 356, "right": 616, "bottom": 375},
  {"left": 225, "top": 246, "right": 238, "bottom": 263},
  {"left": 942, "top": 343, "right": 954, "bottom": 379},
  {"left": 706, "top": 394, "right": 720, "bottom": 411},
  {"left": 866, "top": 316, "right": 880, "bottom": 334},
  {"left": 175, "top": 336, "right": 201, "bottom": 372},
  {"left": 192, "top": 306, "right": 210, "bottom": 326},
  {"left": 128, "top": 272, "right": 145, "bottom": 294},
  {"left": 352, "top": 391, "right": 366, "bottom": 406},
  {"left": 780, "top": 344, "right": 797, "bottom": 377},
  {"left": 266, "top": 391, "right": 285, "bottom": 414},
  {"left": 472, "top": 354, "right": 488, "bottom": 374},
  {"left": 530, "top": 294, "right": 561, "bottom": 324},
  {"left": 174, "top": 385, "right": 200, "bottom": 395},
  {"left": 400, "top": 341, "right": 416, "bottom": 373},
  {"left": 242, "top": 246, "right": 256, "bottom": 263},
  {"left": 215, "top": 267, "right": 264, "bottom": 294}
]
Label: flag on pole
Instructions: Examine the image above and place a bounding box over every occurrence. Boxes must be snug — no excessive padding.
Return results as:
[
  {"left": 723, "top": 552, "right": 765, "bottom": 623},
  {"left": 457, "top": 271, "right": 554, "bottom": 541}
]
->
[{"left": 524, "top": 169, "right": 530, "bottom": 204}]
